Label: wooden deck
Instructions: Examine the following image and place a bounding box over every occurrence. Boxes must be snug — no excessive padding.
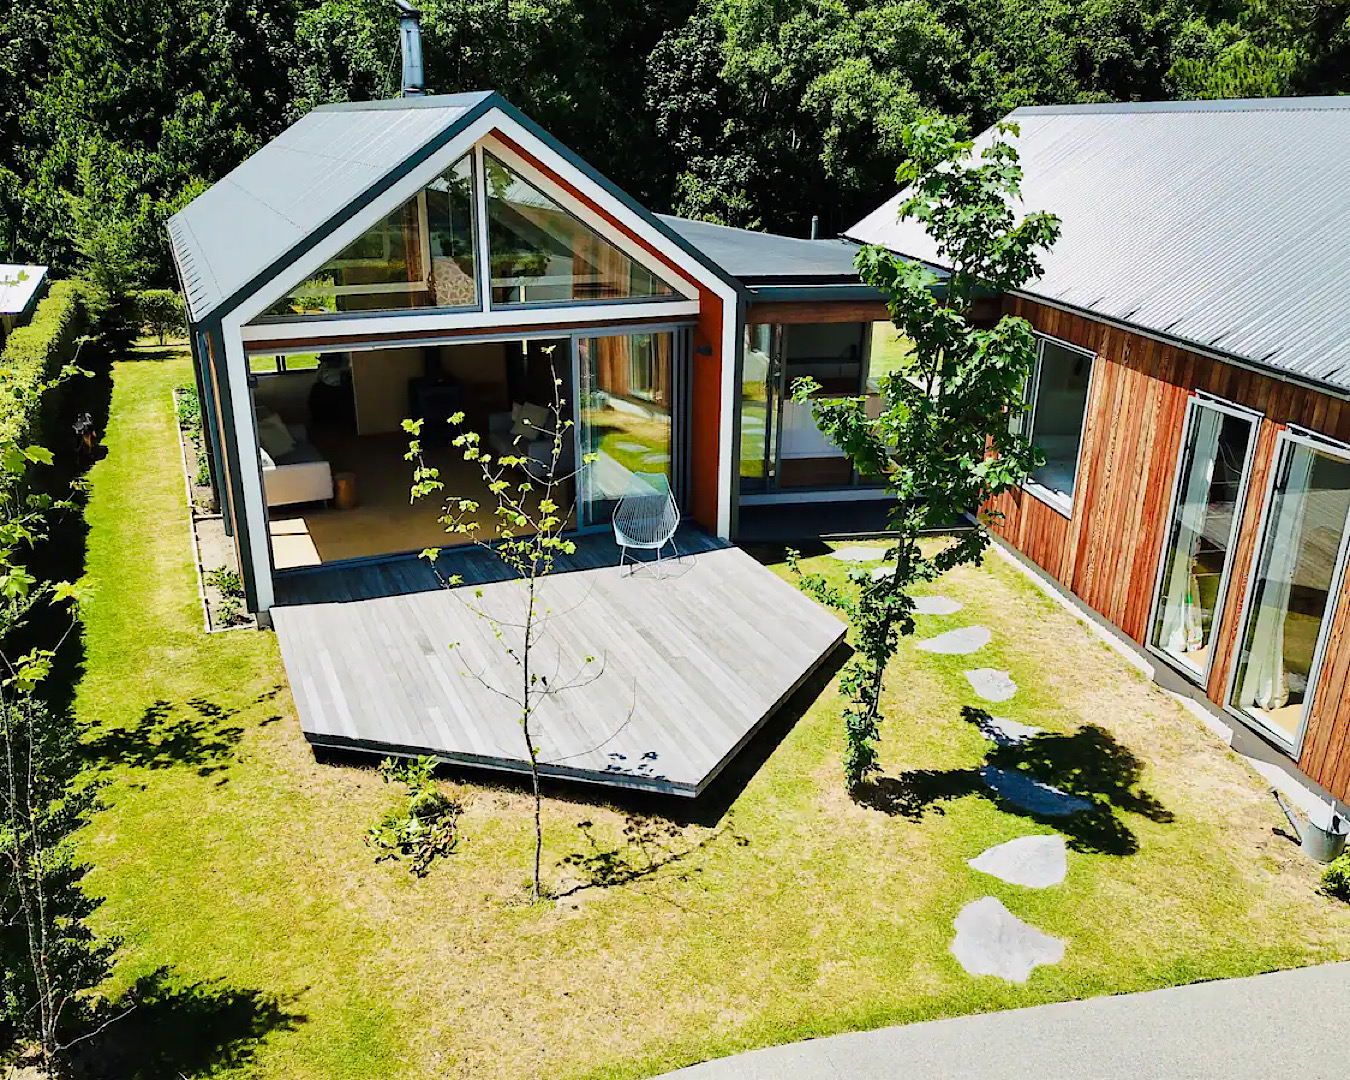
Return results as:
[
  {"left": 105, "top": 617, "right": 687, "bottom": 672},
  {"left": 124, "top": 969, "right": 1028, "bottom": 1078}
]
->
[{"left": 270, "top": 530, "right": 847, "bottom": 796}]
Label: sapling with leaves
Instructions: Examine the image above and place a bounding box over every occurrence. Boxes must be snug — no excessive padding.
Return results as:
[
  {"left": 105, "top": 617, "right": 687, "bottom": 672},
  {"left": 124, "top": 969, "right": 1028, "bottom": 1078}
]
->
[
  {"left": 0, "top": 351, "right": 112, "bottom": 1071},
  {"left": 790, "top": 117, "right": 1060, "bottom": 793},
  {"left": 404, "top": 350, "right": 612, "bottom": 902}
]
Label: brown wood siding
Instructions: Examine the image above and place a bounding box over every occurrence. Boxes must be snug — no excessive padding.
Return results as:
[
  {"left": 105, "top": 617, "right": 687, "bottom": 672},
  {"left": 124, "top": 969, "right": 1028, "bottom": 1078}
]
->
[
  {"left": 747, "top": 300, "right": 891, "bottom": 325},
  {"left": 995, "top": 297, "right": 1350, "bottom": 802}
]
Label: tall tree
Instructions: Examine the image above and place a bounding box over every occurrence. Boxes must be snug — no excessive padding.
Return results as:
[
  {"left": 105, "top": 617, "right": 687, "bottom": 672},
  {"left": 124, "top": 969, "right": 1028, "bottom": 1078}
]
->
[{"left": 791, "top": 117, "right": 1059, "bottom": 789}]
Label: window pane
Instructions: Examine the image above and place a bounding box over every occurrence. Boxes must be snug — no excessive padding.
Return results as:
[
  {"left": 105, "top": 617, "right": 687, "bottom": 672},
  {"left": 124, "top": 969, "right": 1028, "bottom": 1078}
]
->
[
  {"left": 485, "top": 151, "right": 679, "bottom": 305},
  {"left": 740, "top": 324, "right": 773, "bottom": 488},
  {"left": 260, "top": 155, "right": 477, "bottom": 318},
  {"left": 578, "top": 333, "right": 674, "bottom": 524},
  {"left": 1231, "top": 441, "right": 1350, "bottom": 743},
  {"left": 1150, "top": 405, "right": 1254, "bottom": 677},
  {"left": 1029, "top": 340, "right": 1092, "bottom": 498}
]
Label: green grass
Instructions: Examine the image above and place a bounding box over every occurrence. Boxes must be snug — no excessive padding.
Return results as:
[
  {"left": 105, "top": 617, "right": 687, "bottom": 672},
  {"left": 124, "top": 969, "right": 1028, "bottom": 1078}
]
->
[
  {"left": 249, "top": 352, "right": 320, "bottom": 374},
  {"left": 76, "top": 357, "right": 1350, "bottom": 1079},
  {"left": 868, "top": 323, "right": 915, "bottom": 387}
]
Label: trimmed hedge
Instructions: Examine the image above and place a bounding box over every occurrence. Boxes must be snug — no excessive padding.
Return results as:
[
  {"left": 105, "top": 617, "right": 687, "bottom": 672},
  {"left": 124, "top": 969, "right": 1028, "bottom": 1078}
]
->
[{"left": 0, "top": 279, "right": 91, "bottom": 446}]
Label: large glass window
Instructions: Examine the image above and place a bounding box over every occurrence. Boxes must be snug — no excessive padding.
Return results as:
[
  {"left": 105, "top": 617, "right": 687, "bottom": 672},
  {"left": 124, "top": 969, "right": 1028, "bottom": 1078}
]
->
[
  {"left": 1149, "top": 400, "right": 1257, "bottom": 680},
  {"left": 740, "top": 324, "right": 775, "bottom": 491},
  {"left": 1019, "top": 337, "right": 1094, "bottom": 506},
  {"left": 578, "top": 332, "right": 675, "bottom": 524},
  {"left": 485, "top": 152, "right": 679, "bottom": 306},
  {"left": 1230, "top": 435, "right": 1350, "bottom": 747},
  {"left": 262, "top": 155, "right": 477, "bottom": 318}
]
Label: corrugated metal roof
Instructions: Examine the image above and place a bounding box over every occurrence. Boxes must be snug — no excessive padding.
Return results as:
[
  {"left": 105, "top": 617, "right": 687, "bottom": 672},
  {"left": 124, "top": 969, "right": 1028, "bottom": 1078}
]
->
[
  {"left": 0, "top": 264, "right": 48, "bottom": 317},
  {"left": 659, "top": 215, "right": 864, "bottom": 282},
  {"left": 167, "top": 92, "right": 493, "bottom": 323},
  {"left": 847, "top": 97, "right": 1350, "bottom": 393}
]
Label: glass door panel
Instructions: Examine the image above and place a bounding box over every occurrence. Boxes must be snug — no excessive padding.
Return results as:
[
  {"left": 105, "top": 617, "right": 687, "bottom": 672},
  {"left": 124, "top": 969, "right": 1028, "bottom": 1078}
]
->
[
  {"left": 578, "top": 332, "right": 674, "bottom": 526},
  {"left": 740, "top": 324, "right": 776, "bottom": 493},
  {"left": 1149, "top": 399, "right": 1257, "bottom": 680},
  {"left": 1230, "top": 435, "right": 1350, "bottom": 747}
]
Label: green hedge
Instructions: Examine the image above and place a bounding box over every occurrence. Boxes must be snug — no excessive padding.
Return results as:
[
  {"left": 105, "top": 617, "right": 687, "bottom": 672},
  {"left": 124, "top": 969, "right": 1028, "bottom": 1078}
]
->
[{"left": 0, "top": 279, "right": 91, "bottom": 446}]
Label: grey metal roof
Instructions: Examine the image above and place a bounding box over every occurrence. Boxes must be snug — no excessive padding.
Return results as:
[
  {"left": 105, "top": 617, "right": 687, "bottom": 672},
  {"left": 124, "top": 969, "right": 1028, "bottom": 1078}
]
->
[
  {"left": 169, "top": 93, "right": 749, "bottom": 326},
  {"left": 659, "top": 215, "right": 864, "bottom": 282},
  {"left": 0, "top": 264, "right": 47, "bottom": 317},
  {"left": 847, "top": 97, "right": 1350, "bottom": 393},
  {"left": 168, "top": 92, "right": 493, "bottom": 323}
]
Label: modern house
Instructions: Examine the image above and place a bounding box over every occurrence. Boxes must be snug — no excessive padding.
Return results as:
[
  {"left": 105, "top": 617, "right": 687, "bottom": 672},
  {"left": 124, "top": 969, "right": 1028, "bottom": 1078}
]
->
[
  {"left": 167, "top": 87, "right": 893, "bottom": 794},
  {"left": 851, "top": 98, "right": 1350, "bottom": 809}
]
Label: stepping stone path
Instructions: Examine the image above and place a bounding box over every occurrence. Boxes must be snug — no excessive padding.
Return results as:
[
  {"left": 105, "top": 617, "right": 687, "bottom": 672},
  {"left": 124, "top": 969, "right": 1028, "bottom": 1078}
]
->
[
  {"left": 965, "top": 668, "right": 1017, "bottom": 702},
  {"left": 615, "top": 441, "right": 649, "bottom": 453},
  {"left": 911, "top": 593, "right": 963, "bottom": 615},
  {"left": 950, "top": 897, "right": 1065, "bottom": 983},
  {"left": 968, "top": 835, "right": 1068, "bottom": 888},
  {"left": 641, "top": 452, "right": 670, "bottom": 464},
  {"left": 917, "top": 625, "right": 991, "bottom": 655},
  {"left": 829, "top": 545, "right": 884, "bottom": 562},
  {"left": 973, "top": 714, "right": 1042, "bottom": 746},
  {"left": 980, "top": 766, "right": 1092, "bottom": 817}
]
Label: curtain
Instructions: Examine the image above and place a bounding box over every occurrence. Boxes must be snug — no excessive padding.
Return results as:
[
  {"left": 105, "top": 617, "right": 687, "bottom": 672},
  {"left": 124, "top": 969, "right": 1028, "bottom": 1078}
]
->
[
  {"left": 1238, "top": 443, "right": 1316, "bottom": 712},
  {"left": 1159, "top": 407, "right": 1222, "bottom": 657}
]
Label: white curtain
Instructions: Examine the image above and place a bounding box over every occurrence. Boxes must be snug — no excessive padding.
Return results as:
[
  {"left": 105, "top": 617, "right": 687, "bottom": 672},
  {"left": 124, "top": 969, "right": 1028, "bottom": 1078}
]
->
[
  {"left": 1238, "top": 443, "right": 1316, "bottom": 712},
  {"left": 1159, "top": 407, "right": 1222, "bottom": 657}
]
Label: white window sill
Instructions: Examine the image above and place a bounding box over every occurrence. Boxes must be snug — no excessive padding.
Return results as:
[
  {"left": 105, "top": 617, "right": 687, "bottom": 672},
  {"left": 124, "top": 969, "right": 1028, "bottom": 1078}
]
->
[{"left": 1020, "top": 480, "right": 1073, "bottom": 519}]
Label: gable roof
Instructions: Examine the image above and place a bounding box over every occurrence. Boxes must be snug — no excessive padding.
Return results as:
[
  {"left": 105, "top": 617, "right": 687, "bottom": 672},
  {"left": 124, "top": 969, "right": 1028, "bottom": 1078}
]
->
[
  {"left": 168, "top": 92, "right": 743, "bottom": 325},
  {"left": 847, "top": 97, "right": 1350, "bottom": 394}
]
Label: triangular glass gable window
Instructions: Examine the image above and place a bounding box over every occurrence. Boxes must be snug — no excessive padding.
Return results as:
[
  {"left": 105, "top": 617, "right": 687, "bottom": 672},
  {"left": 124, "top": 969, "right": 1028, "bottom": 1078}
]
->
[
  {"left": 484, "top": 151, "right": 681, "bottom": 305},
  {"left": 258, "top": 154, "right": 479, "bottom": 319}
]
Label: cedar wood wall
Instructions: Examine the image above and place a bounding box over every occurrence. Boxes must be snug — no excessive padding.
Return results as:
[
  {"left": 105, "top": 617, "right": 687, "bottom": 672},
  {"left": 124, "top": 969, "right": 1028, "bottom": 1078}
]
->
[{"left": 994, "top": 297, "right": 1350, "bottom": 803}]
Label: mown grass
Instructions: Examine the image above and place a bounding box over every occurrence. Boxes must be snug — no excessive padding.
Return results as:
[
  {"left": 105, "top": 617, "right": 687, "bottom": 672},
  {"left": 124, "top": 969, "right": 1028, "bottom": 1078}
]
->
[{"left": 76, "top": 356, "right": 1350, "bottom": 1079}]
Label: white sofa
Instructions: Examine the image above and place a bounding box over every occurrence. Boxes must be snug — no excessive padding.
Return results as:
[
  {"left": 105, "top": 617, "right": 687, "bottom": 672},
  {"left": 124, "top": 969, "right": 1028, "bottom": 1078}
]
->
[{"left": 258, "top": 417, "right": 334, "bottom": 507}]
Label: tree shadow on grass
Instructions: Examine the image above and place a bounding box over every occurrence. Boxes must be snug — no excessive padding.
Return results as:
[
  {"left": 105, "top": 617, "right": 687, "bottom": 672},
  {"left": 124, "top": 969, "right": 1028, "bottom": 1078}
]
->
[
  {"left": 71, "top": 967, "right": 305, "bottom": 1080},
  {"left": 555, "top": 812, "right": 749, "bottom": 897},
  {"left": 856, "top": 707, "right": 1173, "bottom": 856},
  {"left": 82, "top": 697, "right": 246, "bottom": 780}
]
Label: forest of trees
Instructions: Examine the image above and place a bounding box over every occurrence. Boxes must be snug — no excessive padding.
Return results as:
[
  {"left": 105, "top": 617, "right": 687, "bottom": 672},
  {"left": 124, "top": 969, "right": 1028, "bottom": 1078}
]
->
[{"left": 2, "top": 0, "right": 1347, "bottom": 289}]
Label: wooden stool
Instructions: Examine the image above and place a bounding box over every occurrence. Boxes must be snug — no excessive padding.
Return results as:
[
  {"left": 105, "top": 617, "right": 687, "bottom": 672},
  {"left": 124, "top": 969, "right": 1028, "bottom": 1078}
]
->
[{"left": 333, "top": 471, "right": 358, "bottom": 511}]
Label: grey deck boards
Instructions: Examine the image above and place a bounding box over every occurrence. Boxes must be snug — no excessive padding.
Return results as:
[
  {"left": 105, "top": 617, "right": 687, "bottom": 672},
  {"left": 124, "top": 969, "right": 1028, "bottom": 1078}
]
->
[{"left": 271, "top": 532, "right": 846, "bottom": 796}]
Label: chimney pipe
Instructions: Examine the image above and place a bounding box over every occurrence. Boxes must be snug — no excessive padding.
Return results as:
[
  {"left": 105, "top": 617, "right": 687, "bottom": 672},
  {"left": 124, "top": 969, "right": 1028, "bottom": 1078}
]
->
[
  {"left": 810, "top": 214, "right": 820, "bottom": 240},
  {"left": 396, "top": 1, "right": 425, "bottom": 97}
]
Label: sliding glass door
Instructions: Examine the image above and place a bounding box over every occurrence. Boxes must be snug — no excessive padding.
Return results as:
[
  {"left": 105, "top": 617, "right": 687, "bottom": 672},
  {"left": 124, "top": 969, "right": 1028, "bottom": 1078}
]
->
[
  {"left": 577, "top": 331, "right": 678, "bottom": 526},
  {"left": 1228, "top": 431, "right": 1350, "bottom": 749},
  {"left": 1148, "top": 397, "right": 1258, "bottom": 681}
]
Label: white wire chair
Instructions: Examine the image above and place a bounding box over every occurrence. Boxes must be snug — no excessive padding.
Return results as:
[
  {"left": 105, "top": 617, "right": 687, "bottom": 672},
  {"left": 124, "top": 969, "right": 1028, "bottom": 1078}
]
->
[{"left": 612, "top": 471, "right": 680, "bottom": 569}]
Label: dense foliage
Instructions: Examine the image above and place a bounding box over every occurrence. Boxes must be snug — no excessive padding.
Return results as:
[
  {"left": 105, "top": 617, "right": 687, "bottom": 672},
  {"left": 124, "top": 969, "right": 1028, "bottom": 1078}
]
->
[{"left": 2, "top": 0, "right": 1347, "bottom": 285}]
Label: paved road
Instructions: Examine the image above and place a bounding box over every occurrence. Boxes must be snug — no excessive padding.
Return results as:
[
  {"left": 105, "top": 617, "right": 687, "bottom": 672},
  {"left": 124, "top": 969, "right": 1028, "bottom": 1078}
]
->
[{"left": 664, "top": 962, "right": 1350, "bottom": 1080}]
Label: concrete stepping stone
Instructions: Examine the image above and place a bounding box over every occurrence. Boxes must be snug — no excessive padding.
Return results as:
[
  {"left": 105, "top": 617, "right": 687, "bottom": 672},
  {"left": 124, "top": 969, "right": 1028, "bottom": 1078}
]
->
[
  {"left": 912, "top": 594, "right": 963, "bottom": 615},
  {"left": 640, "top": 452, "right": 670, "bottom": 464},
  {"left": 965, "top": 668, "right": 1017, "bottom": 702},
  {"left": 917, "top": 625, "right": 991, "bottom": 655},
  {"left": 869, "top": 565, "right": 895, "bottom": 583},
  {"left": 974, "top": 715, "right": 1042, "bottom": 746},
  {"left": 830, "top": 546, "right": 884, "bottom": 563},
  {"left": 615, "top": 441, "right": 649, "bottom": 452},
  {"left": 980, "top": 766, "right": 1092, "bottom": 817},
  {"left": 951, "top": 896, "right": 1065, "bottom": 982},
  {"left": 968, "top": 835, "right": 1067, "bottom": 888}
]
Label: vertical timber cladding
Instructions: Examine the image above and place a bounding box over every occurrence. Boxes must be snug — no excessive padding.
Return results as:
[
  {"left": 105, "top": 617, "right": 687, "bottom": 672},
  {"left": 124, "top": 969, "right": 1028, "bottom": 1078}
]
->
[{"left": 993, "top": 296, "right": 1350, "bottom": 801}]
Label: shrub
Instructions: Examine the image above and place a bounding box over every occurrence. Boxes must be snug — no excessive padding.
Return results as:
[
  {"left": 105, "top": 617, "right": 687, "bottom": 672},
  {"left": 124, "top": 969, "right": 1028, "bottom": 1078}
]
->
[
  {"left": 1323, "top": 853, "right": 1350, "bottom": 903},
  {"left": 0, "top": 280, "right": 91, "bottom": 448},
  {"left": 138, "top": 288, "right": 185, "bottom": 345},
  {"left": 175, "top": 383, "right": 200, "bottom": 429},
  {"left": 205, "top": 566, "right": 244, "bottom": 598},
  {"left": 367, "top": 757, "right": 461, "bottom": 877}
]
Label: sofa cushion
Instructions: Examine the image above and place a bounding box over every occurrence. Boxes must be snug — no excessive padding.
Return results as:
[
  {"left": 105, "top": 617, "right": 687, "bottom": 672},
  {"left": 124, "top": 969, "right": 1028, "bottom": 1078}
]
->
[
  {"left": 257, "top": 411, "right": 296, "bottom": 459},
  {"left": 510, "top": 401, "right": 549, "bottom": 439}
]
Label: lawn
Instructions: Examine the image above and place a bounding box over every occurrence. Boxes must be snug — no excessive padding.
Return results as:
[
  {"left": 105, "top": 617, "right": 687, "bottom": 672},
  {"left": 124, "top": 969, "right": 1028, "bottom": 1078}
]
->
[{"left": 75, "top": 355, "right": 1350, "bottom": 1079}]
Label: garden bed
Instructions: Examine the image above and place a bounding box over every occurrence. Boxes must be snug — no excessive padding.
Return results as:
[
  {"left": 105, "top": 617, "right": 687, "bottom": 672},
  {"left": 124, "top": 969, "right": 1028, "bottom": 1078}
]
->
[{"left": 172, "top": 382, "right": 254, "bottom": 632}]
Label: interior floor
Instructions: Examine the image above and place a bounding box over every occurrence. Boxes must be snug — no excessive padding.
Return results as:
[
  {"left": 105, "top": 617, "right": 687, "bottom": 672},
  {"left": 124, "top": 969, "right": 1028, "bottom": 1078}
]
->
[{"left": 253, "top": 350, "right": 575, "bottom": 570}]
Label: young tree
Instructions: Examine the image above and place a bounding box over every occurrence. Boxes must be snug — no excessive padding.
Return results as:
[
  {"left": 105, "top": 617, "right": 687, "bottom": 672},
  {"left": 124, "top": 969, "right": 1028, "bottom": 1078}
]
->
[
  {"left": 792, "top": 116, "right": 1060, "bottom": 792},
  {"left": 405, "top": 356, "right": 607, "bottom": 901},
  {"left": 0, "top": 356, "right": 111, "bottom": 1071}
]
